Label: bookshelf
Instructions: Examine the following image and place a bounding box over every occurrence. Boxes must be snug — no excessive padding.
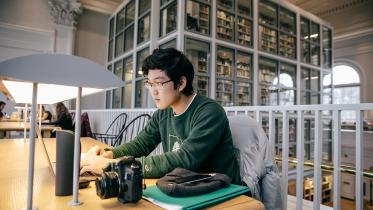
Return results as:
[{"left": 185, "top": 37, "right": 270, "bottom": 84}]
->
[
  {"left": 237, "top": 17, "right": 251, "bottom": 46},
  {"left": 259, "top": 26, "right": 277, "bottom": 54},
  {"left": 217, "top": 10, "right": 234, "bottom": 41},
  {"left": 279, "top": 33, "right": 296, "bottom": 59},
  {"left": 216, "top": 49, "right": 233, "bottom": 77},
  {"left": 236, "top": 82, "right": 251, "bottom": 106},
  {"left": 303, "top": 175, "right": 332, "bottom": 204},
  {"left": 106, "top": 0, "right": 332, "bottom": 110},
  {"left": 195, "top": 76, "right": 208, "bottom": 96},
  {"left": 199, "top": 5, "right": 209, "bottom": 34},
  {"left": 216, "top": 79, "right": 233, "bottom": 106}
]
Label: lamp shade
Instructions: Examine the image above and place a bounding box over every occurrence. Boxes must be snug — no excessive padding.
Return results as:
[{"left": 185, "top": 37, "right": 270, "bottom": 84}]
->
[{"left": 0, "top": 53, "right": 123, "bottom": 89}]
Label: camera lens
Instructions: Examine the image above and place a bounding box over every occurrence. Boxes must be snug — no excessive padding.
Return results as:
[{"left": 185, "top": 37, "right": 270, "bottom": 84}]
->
[{"left": 95, "top": 171, "right": 119, "bottom": 199}]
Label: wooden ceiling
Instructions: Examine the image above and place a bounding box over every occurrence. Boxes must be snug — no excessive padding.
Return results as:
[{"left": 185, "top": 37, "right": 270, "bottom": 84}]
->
[
  {"left": 79, "top": 0, "right": 123, "bottom": 15},
  {"left": 285, "top": 0, "right": 371, "bottom": 17}
]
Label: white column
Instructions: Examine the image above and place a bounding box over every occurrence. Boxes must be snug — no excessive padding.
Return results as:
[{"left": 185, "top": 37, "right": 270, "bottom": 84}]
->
[
  {"left": 53, "top": 24, "right": 76, "bottom": 54},
  {"left": 48, "top": 0, "right": 82, "bottom": 108}
]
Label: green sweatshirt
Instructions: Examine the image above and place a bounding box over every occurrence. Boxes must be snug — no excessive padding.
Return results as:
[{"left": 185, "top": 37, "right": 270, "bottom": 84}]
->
[{"left": 111, "top": 95, "right": 241, "bottom": 184}]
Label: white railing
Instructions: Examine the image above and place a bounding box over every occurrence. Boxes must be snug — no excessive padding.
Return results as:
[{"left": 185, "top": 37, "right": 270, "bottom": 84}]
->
[{"left": 83, "top": 103, "right": 373, "bottom": 210}]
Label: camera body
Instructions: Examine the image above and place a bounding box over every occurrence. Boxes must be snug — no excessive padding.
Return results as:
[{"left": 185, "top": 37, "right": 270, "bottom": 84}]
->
[{"left": 95, "top": 156, "right": 143, "bottom": 203}]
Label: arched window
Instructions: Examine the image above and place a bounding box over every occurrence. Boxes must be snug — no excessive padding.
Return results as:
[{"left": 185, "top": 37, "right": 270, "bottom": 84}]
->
[{"left": 331, "top": 64, "right": 360, "bottom": 122}]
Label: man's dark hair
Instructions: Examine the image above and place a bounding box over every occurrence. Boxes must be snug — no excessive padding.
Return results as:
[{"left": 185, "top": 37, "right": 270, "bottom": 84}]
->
[
  {"left": 0, "top": 101, "right": 5, "bottom": 106},
  {"left": 142, "top": 48, "right": 194, "bottom": 96}
]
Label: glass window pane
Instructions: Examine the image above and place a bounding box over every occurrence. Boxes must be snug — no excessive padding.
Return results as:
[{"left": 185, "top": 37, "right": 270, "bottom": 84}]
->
[
  {"left": 124, "top": 57, "right": 133, "bottom": 81},
  {"left": 322, "top": 70, "right": 332, "bottom": 87},
  {"left": 185, "top": 38, "right": 210, "bottom": 74},
  {"left": 124, "top": 83, "right": 132, "bottom": 108},
  {"left": 323, "top": 93, "right": 332, "bottom": 104},
  {"left": 259, "top": 85, "right": 278, "bottom": 105},
  {"left": 279, "top": 7, "right": 295, "bottom": 35},
  {"left": 279, "top": 63, "right": 296, "bottom": 88},
  {"left": 236, "top": 51, "right": 252, "bottom": 80},
  {"left": 301, "top": 41, "right": 310, "bottom": 63},
  {"left": 238, "top": 0, "right": 252, "bottom": 17},
  {"left": 116, "top": 8, "right": 125, "bottom": 33},
  {"left": 108, "top": 40, "right": 113, "bottom": 61},
  {"left": 259, "top": 25, "right": 277, "bottom": 54},
  {"left": 138, "top": 14, "right": 150, "bottom": 44},
  {"left": 322, "top": 27, "right": 332, "bottom": 68},
  {"left": 259, "top": 0, "right": 277, "bottom": 27},
  {"left": 106, "top": 90, "right": 111, "bottom": 108},
  {"left": 301, "top": 17, "right": 310, "bottom": 40},
  {"left": 301, "top": 67, "right": 310, "bottom": 91},
  {"left": 125, "top": 0, "right": 135, "bottom": 26},
  {"left": 259, "top": 57, "right": 277, "bottom": 85},
  {"left": 136, "top": 48, "right": 149, "bottom": 78},
  {"left": 109, "top": 17, "right": 114, "bottom": 38},
  {"left": 112, "top": 88, "right": 122, "bottom": 108},
  {"left": 139, "top": 0, "right": 151, "bottom": 16},
  {"left": 217, "top": 0, "right": 234, "bottom": 10},
  {"left": 124, "top": 25, "right": 134, "bottom": 52},
  {"left": 114, "top": 60, "right": 123, "bottom": 79},
  {"left": 115, "top": 32, "right": 124, "bottom": 57},
  {"left": 135, "top": 79, "right": 149, "bottom": 108},
  {"left": 161, "top": 0, "right": 173, "bottom": 6},
  {"left": 216, "top": 46, "right": 234, "bottom": 78},
  {"left": 311, "top": 69, "right": 320, "bottom": 92},
  {"left": 333, "top": 65, "right": 360, "bottom": 85},
  {"left": 160, "top": 39, "right": 177, "bottom": 49},
  {"left": 160, "top": 3, "right": 177, "bottom": 37},
  {"left": 279, "top": 88, "right": 295, "bottom": 105},
  {"left": 301, "top": 91, "right": 310, "bottom": 104},
  {"left": 236, "top": 17, "right": 252, "bottom": 46},
  {"left": 311, "top": 44, "right": 320, "bottom": 66},
  {"left": 310, "top": 22, "right": 320, "bottom": 43},
  {"left": 310, "top": 92, "right": 320, "bottom": 104},
  {"left": 193, "top": 75, "right": 209, "bottom": 96},
  {"left": 279, "top": 33, "right": 295, "bottom": 59},
  {"left": 216, "top": 79, "right": 233, "bottom": 106},
  {"left": 186, "top": 1, "right": 210, "bottom": 35},
  {"left": 217, "top": 10, "right": 234, "bottom": 41},
  {"left": 236, "top": 82, "right": 251, "bottom": 106}
]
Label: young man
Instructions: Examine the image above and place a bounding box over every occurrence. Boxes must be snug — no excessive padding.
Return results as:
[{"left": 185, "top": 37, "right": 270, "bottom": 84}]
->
[{"left": 81, "top": 48, "right": 241, "bottom": 184}]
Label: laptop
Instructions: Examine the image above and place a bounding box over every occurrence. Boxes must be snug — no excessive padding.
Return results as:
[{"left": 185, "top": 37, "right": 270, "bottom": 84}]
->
[{"left": 36, "top": 127, "right": 98, "bottom": 183}]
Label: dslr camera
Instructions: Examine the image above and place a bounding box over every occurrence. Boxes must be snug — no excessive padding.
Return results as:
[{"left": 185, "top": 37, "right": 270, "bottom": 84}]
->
[{"left": 95, "top": 156, "right": 143, "bottom": 203}]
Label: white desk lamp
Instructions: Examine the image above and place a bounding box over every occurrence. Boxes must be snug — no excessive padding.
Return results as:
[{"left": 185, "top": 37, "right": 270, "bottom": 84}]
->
[{"left": 0, "top": 53, "right": 123, "bottom": 210}]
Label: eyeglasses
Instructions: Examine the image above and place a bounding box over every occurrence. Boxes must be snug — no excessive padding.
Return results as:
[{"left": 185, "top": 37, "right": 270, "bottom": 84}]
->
[{"left": 144, "top": 80, "right": 173, "bottom": 90}]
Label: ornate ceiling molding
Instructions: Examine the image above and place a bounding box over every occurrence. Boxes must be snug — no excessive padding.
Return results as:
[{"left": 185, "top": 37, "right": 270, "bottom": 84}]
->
[{"left": 48, "top": 0, "right": 82, "bottom": 26}]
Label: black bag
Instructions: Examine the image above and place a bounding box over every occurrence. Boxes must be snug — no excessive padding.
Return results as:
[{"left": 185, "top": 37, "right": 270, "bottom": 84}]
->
[{"left": 156, "top": 168, "right": 231, "bottom": 197}]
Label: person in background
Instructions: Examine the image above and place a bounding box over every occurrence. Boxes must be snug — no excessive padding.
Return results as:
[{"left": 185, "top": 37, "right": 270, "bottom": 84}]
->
[
  {"left": 44, "top": 102, "right": 73, "bottom": 137},
  {"left": 0, "top": 101, "right": 6, "bottom": 120},
  {"left": 80, "top": 48, "right": 241, "bottom": 184},
  {"left": 37, "top": 105, "right": 52, "bottom": 122}
]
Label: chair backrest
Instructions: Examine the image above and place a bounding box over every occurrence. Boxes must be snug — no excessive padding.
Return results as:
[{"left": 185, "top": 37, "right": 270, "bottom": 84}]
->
[
  {"left": 80, "top": 112, "right": 93, "bottom": 138},
  {"left": 105, "top": 112, "right": 128, "bottom": 136},
  {"left": 112, "top": 113, "right": 151, "bottom": 147},
  {"left": 228, "top": 115, "right": 282, "bottom": 210}
]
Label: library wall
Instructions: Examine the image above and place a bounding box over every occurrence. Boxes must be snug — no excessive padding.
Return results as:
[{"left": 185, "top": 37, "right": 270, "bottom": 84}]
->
[{"left": 74, "top": 10, "right": 109, "bottom": 109}]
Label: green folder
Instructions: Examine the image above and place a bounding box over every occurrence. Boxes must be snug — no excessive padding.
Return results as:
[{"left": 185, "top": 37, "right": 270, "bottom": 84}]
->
[{"left": 142, "top": 184, "right": 249, "bottom": 210}]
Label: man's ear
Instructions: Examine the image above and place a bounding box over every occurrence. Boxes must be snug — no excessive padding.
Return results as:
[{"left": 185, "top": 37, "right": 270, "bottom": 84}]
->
[{"left": 178, "top": 76, "right": 187, "bottom": 92}]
